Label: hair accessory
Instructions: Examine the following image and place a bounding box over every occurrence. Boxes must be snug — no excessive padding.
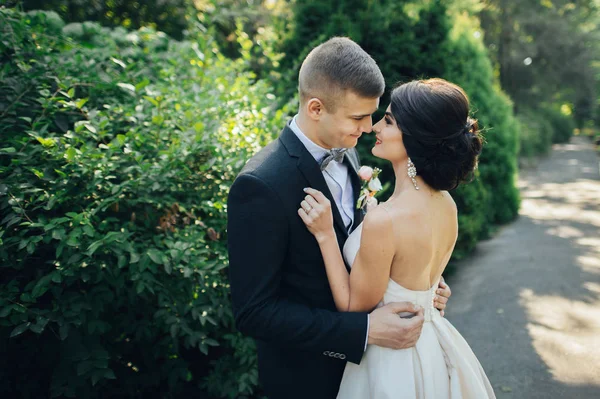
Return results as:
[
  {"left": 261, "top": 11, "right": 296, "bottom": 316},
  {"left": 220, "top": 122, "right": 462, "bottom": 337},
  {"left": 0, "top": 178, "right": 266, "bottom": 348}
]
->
[
  {"left": 464, "top": 120, "right": 475, "bottom": 134},
  {"left": 407, "top": 158, "right": 419, "bottom": 190}
]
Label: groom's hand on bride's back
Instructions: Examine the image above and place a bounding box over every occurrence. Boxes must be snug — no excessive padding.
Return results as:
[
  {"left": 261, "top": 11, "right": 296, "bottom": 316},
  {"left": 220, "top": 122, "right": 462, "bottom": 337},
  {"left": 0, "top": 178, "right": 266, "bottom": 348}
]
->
[
  {"left": 435, "top": 278, "right": 451, "bottom": 317},
  {"left": 367, "top": 302, "right": 424, "bottom": 349}
]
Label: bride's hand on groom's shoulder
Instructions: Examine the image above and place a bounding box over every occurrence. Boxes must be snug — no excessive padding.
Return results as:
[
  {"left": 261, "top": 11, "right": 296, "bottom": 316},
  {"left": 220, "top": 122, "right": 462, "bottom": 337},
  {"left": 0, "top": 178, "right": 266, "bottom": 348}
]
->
[
  {"left": 298, "top": 187, "right": 335, "bottom": 243},
  {"left": 368, "top": 302, "right": 425, "bottom": 350}
]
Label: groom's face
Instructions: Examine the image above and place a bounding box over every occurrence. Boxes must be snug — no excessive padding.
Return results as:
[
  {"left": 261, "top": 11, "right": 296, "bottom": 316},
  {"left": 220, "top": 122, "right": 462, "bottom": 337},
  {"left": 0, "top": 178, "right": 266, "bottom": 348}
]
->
[{"left": 318, "top": 91, "right": 379, "bottom": 149}]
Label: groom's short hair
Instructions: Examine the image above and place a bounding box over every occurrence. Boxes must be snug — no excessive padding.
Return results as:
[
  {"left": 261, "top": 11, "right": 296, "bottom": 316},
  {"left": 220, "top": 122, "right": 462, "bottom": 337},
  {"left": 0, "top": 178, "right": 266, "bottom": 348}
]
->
[{"left": 298, "top": 37, "right": 385, "bottom": 112}]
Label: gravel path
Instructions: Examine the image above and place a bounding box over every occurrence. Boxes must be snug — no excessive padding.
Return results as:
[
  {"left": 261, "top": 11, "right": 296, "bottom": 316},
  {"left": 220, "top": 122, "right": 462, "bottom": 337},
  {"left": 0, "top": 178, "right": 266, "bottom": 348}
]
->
[{"left": 445, "top": 136, "right": 600, "bottom": 398}]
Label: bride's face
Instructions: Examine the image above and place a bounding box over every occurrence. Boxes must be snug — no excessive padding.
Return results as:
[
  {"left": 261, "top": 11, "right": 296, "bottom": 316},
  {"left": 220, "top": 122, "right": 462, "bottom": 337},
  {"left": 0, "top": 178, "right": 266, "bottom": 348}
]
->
[{"left": 372, "top": 105, "right": 408, "bottom": 162}]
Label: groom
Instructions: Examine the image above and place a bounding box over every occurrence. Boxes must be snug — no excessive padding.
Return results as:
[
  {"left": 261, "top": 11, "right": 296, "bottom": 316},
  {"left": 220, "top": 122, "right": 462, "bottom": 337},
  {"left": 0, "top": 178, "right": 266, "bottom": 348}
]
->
[{"left": 227, "top": 37, "right": 451, "bottom": 399}]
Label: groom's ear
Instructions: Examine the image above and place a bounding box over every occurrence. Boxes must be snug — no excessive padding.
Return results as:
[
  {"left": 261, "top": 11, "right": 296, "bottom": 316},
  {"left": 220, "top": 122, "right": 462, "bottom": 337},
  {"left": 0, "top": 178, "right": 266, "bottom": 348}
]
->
[{"left": 306, "top": 97, "right": 325, "bottom": 120}]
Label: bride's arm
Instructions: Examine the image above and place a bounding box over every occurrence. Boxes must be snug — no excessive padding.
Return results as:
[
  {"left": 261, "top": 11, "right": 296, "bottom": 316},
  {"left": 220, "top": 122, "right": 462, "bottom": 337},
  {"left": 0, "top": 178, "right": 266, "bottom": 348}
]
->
[
  {"left": 311, "top": 232, "right": 351, "bottom": 311},
  {"left": 299, "top": 188, "right": 394, "bottom": 312}
]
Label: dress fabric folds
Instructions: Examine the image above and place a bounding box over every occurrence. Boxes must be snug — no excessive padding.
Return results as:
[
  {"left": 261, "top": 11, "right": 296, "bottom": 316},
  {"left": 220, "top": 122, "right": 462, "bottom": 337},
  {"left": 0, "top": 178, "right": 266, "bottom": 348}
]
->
[{"left": 338, "top": 223, "right": 496, "bottom": 399}]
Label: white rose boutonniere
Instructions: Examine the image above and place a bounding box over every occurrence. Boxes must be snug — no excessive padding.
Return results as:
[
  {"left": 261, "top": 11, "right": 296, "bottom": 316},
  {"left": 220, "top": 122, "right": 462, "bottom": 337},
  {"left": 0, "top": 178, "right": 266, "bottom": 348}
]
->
[{"left": 356, "top": 166, "right": 382, "bottom": 212}]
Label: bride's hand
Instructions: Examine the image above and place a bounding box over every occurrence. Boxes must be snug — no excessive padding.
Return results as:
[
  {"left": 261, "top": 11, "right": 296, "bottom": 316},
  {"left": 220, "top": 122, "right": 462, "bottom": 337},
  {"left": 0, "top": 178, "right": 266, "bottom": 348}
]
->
[{"left": 298, "top": 188, "right": 335, "bottom": 243}]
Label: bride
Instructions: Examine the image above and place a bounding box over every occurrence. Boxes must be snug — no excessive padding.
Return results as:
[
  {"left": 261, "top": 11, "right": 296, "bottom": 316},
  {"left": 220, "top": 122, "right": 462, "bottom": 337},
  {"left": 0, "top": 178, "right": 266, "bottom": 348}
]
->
[{"left": 298, "top": 78, "right": 496, "bottom": 398}]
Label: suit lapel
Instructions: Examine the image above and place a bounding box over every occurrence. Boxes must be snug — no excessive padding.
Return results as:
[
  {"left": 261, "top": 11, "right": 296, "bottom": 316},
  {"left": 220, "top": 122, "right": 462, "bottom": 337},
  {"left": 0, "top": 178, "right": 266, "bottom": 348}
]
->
[
  {"left": 280, "top": 124, "right": 349, "bottom": 238},
  {"left": 344, "top": 152, "right": 365, "bottom": 232}
]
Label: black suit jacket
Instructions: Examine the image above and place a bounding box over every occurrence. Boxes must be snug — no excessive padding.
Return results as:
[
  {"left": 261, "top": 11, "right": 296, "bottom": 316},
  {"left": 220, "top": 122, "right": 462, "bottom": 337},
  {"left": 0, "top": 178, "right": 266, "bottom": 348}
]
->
[{"left": 227, "top": 123, "right": 368, "bottom": 399}]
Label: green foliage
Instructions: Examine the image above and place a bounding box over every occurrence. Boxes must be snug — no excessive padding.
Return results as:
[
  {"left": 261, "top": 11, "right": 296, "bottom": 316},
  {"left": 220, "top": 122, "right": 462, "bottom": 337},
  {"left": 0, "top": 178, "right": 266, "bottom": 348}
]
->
[
  {"left": 19, "top": 0, "right": 190, "bottom": 40},
  {"left": 193, "top": 0, "right": 289, "bottom": 82},
  {"left": 543, "top": 106, "right": 576, "bottom": 144},
  {"left": 25, "top": 9, "right": 65, "bottom": 33},
  {"left": 517, "top": 105, "right": 576, "bottom": 158},
  {"left": 0, "top": 8, "right": 285, "bottom": 398},
  {"left": 276, "top": 1, "right": 451, "bottom": 101},
  {"left": 480, "top": 0, "right": 599, "bottom": 128},
  {"left": 444, "top": 13, "right": 520, "bottom": 227},
  {"left": 517, "top": 110, "right": 554, "bottom": 159},
  {"left": 451, "top": 179, "right": 490, "bottom": 259}
]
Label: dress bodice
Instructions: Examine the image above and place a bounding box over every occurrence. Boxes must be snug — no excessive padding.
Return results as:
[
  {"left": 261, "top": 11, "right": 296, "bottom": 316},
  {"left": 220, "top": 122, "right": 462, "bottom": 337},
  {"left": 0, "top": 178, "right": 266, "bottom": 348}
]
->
[
  {"left": 338, "top": 223, "right": 496, "bottom": 399},
  {"left": 342, "top": 222, "right": 440, "bottom": 321}
]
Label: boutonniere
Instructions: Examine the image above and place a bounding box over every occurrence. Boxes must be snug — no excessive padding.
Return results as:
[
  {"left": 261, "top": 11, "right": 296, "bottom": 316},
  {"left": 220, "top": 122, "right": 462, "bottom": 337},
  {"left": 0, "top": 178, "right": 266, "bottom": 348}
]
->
[{"left": 356, "top": 166, "right": 382, "bottom": 212}]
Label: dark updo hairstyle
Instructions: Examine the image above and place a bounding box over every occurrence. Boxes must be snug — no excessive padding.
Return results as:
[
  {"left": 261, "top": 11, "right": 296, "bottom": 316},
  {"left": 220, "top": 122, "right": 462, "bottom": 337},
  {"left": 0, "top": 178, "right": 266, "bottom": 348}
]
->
[{"left": 390, "top": 78, "right": 483, "bottom": 191}]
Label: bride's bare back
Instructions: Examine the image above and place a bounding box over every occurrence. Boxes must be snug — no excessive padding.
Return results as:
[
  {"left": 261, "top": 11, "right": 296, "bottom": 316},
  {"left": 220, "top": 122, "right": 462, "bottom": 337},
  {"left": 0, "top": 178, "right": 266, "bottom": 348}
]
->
[{"left": 381, "top": 188, "right": 458, "bottom": 291}]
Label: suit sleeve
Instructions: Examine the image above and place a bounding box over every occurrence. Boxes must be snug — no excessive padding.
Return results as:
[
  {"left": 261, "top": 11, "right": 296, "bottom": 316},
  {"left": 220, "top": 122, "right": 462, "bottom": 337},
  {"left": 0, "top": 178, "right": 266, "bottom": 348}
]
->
[{"left": 227, "top": 172, "right": 368, "bottom": 364}]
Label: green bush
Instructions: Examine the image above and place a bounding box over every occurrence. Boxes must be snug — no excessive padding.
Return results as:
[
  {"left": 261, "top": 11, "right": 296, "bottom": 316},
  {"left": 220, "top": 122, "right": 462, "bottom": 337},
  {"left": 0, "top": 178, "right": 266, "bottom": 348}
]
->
[
  {"left": 450, "top": 179, "right": 490, "bottom": 259},
  {"left": 543, "top": 106, "right": 576, "bottom": 144},
  {"left": 20, "top": 0, "right": 190, "bottom": 40},
  {"left": 1, "top": 9, "right": 285, "bottom": 398},
  {"left": 516, "top": 108, "right": 554, "bottom": 158},
  {"left": 444, "top": 13, "right": 520, "bottom": 227},
  {"left": 516, "top": 105, "right": 575, "bottom": 158}
]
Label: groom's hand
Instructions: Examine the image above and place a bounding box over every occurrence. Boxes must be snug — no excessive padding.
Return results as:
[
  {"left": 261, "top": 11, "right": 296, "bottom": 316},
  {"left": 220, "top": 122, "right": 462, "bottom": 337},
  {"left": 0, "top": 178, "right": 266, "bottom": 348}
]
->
[
  {"left": 434, "top": 277, "right": 451, "bottom": 317},
  {"left": 367, "top": 302, "right": 424, "bottom": 349}
]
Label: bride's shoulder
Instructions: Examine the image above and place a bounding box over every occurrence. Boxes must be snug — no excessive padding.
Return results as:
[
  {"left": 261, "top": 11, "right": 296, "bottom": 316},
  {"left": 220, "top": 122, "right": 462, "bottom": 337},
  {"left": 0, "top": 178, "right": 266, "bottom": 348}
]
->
[
  {"left": 379, "top": 192, "right": 456, "bottom": 225},
  {"left": 376, "top": 199, "right": 422, "bottom": 221},
  {"left": 361, "top": 205, "right": 394, "bottom": 236},
  {"left": 439, "top": 191, "right": 458, "bottom": 215}
]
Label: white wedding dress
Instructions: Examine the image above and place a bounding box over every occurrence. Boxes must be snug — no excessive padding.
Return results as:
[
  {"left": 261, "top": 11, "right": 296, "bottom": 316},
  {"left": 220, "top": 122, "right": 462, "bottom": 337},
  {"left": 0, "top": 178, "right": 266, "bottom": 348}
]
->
[{"left": 338, "top": 222, "right": 496, "bottom": 399}]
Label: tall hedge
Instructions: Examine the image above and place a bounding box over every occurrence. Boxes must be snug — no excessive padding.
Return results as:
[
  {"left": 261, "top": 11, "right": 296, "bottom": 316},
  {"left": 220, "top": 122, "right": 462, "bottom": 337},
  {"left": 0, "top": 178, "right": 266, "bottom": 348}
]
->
[
  {"left": 444, "top": 13, "right": 520, "bottom": 229},
  {"left": 0, "top": 9, "right": 284, "bottom": 398}
]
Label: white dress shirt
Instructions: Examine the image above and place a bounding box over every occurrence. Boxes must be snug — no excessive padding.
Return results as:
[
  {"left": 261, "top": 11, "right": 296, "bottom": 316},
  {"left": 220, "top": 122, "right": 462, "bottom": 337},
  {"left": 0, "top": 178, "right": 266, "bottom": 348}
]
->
[{"left": 289, "top": 116, "right": 369, "bottom": 351}]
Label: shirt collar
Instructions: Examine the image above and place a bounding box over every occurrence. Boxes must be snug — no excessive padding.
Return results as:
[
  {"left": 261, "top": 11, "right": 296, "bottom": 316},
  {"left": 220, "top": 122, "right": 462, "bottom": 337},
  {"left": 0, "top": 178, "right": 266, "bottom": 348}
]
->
[{"left": 290, "top": 115, "right": 329, "bottom": 163}]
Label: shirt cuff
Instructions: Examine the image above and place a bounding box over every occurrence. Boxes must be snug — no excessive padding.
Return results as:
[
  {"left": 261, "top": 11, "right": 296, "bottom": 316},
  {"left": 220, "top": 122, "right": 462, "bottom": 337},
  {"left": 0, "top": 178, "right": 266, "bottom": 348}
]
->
[{"left": 364, "top": 313, "right": 369, "bottom": 352}]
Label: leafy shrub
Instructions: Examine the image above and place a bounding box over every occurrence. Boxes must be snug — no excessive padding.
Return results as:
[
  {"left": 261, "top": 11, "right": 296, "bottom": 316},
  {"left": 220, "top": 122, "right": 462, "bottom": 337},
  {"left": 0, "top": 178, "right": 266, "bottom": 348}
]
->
[
  {"left": 1, "top": 9, "right": 284, "bottom": 398},
  {"left": 20, "top": 0, "right": 190, "bottom": 40},
  {"left": 517, "top": 105, "right": 575, "bottom": 158},
  {"left": 25, "top": 9, "right": 65, "bottom": 34},
  {"left": 450, "top": 179, "right": 490, "bottom": 259},
  {"left": 444, "top": 13, "right": 520, "bottom": 227},
  {"left": 543, "top": 106, "right": 576, "bottom": 144},
  {"left": 516, "top": 108, "right": 554, "bottom": 158}
]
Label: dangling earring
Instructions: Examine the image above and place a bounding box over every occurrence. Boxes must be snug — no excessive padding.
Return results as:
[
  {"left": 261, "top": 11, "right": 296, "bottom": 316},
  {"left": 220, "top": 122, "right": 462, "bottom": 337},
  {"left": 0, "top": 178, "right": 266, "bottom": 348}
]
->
[{"left": 407, "top": 158, "right": 419, "bottom": 190}]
